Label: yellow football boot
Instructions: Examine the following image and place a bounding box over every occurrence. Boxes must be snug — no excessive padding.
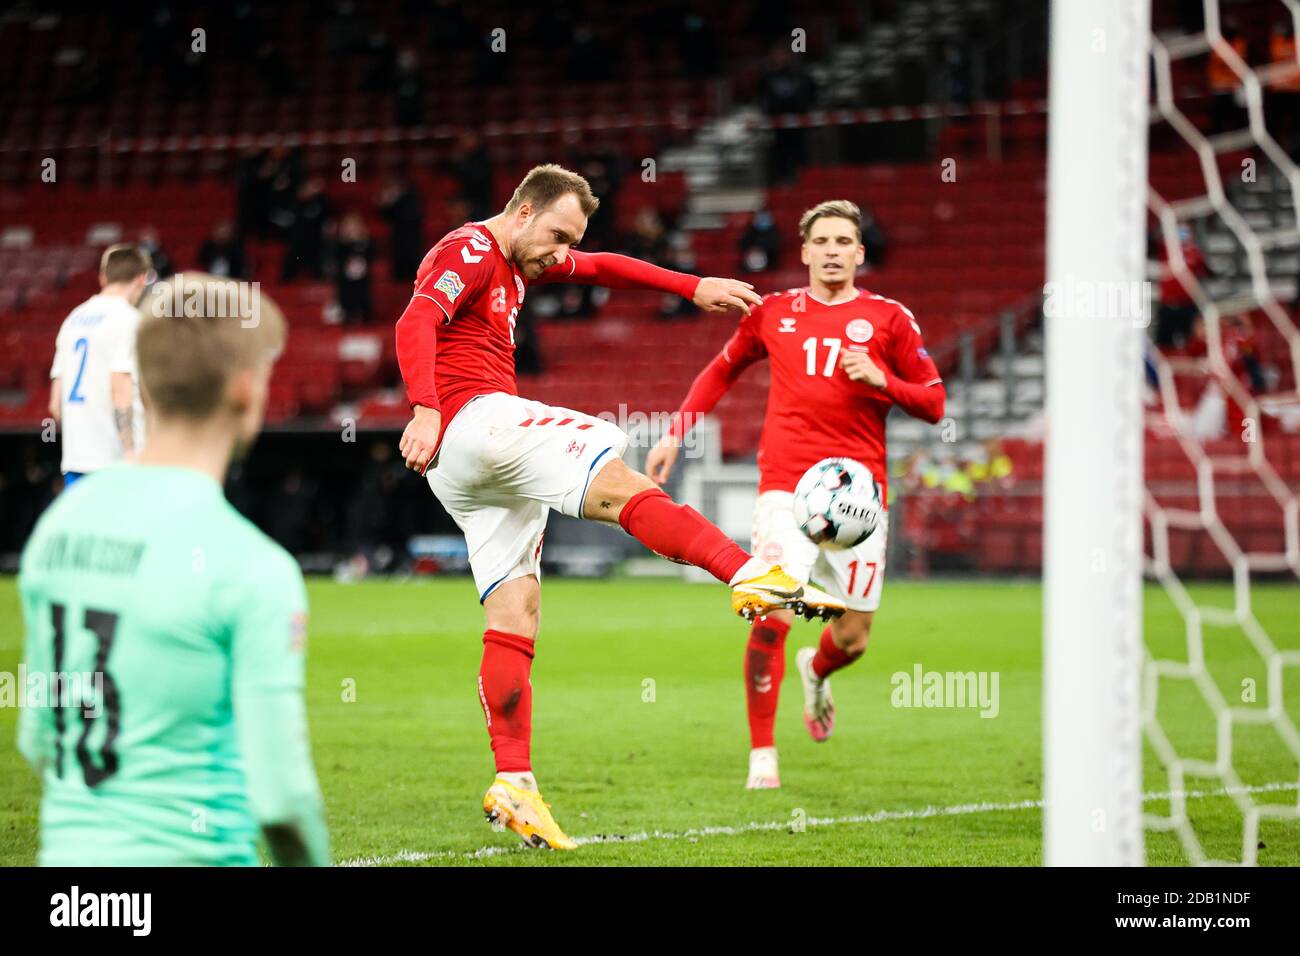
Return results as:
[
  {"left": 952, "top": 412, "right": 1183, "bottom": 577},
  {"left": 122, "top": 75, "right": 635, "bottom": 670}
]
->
[
  {"left": 731, "top": 564, "right": 847, "bottom": 622},
  {"left": 483, "top": 778, "right": 578, "bottom": 851}
]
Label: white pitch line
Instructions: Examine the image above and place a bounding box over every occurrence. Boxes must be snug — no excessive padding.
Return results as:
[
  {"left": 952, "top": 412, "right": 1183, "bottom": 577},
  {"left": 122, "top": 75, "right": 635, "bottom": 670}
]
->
[{"left": 338, "top": 779, "right": 1299, "bottom": 867}]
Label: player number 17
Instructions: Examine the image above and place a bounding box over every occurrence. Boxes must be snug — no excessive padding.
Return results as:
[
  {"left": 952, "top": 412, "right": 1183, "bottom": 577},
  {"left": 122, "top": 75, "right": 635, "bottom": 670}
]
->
[{"left": 803, "top": 337, "right": 842, "bottom": 377}]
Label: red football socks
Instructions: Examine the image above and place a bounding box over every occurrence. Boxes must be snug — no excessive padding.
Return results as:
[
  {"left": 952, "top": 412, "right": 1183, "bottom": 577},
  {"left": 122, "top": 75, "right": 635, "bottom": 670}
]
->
[
  {"left": 745, "top": 616, "right": 790, "bottom": 748},
  {"left": 618, "top": 487, "right": 750, "bottom": 584},
  {"left": 478, "top": 629, "right": 535, "bottom": 773},
  {"left": 811, "top": 625, "right": 861, "bottom": 679}
]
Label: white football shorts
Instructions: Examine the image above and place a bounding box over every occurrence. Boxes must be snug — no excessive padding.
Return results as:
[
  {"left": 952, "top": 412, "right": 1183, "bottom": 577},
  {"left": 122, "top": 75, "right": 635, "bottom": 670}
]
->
[
  {"left": 751, "top": 490, "right": 888, "bottom": 613},
  {"left": 427, "top": 392, "right": 629, "bottom": 601}
]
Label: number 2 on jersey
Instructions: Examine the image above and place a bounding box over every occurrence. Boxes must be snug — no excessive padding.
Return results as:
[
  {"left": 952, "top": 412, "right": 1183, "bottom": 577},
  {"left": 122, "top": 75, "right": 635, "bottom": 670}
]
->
[
  {"left": 67, "top": 337, "right": 89, "bottom": 404},
  {"left": 803, "top": 337, "right": 842, "bottom": 377}
]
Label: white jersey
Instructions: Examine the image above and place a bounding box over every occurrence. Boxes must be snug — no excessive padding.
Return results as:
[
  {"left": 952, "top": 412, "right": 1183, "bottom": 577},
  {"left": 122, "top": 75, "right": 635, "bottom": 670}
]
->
[{"left": 49, "top": 293, "right": 145, "bottom": 474}]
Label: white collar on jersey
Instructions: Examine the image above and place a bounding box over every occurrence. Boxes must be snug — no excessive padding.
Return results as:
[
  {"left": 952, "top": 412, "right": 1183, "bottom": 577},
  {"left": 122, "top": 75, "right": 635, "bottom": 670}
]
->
[{"left": 805, "top": 288, "right": 863, "bottom": 307}]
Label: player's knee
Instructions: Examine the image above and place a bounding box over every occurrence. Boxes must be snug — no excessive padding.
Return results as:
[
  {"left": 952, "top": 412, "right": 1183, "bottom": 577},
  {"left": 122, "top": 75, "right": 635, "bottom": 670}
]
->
[
  {"left": 484, "top": 576, "right": 541, "bottom": 639},
  {"left": 583, "top": 455, "right": 656, "bottom": 519},
  {"left": 832, "top": 611, "right": 873, "bottom": 657}
]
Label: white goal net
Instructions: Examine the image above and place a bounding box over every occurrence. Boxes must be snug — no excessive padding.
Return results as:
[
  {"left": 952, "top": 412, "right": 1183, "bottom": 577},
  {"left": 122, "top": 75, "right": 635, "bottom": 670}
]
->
[
  {"left": 1141, "top": 0, "right": 1300, "bottom": 866},
  {"left": 1046, "top": 0, "right": 1300, "bottom": 868}
]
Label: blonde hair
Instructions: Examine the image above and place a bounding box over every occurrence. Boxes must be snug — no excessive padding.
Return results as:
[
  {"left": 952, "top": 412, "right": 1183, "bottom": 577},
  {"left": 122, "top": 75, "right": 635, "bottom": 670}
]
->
[
  {"left": 136, "top": 273, "right": 286, "bottom": 419},
  {"left": 100, "top": 244, "right": 153, "bottom": 284},
  {"left": 506, "top": 163, "right": 600, "bottom": 218},
  {"left": 797, "top": 200, "right": 862, "bottom": 240}
]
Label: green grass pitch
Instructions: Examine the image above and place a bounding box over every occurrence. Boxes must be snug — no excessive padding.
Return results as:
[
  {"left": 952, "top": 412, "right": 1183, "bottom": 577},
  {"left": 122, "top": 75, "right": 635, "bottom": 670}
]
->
[{"left": 0, "top": 576, "right": 1296, "bottom": 866}]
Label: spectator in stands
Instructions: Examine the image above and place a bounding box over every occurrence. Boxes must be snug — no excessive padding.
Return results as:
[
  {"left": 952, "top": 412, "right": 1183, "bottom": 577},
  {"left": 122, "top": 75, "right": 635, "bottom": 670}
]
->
[
  {"left": 860, "top": 205, "right": 888, "bottom": 268},
  {"left": 569, "top": 144, "right": 622, "bottom": 250},
  {"left": 1185, "top": 313, "right": 1267, "bottom": 439},
  {"left": 451, "top": 131, "right": 493, "bottom": 221},
  {"left": 1207, "top": 20, "right": 1248, "bottom": 133},
  {"left": 346, "top": 441, "right": 408, "bottom": 575},
  {"left": 335, "top": 212, "right": 374, "bottom": 325},
  {"left": 378, "top": 175, "right": 424, "bottom": 282},
  {"left": 739, "top": 207, "right": 782, "bottom": 273},
  {"left": 566, "top": 25, "right": 615, "bottom": 83},
  {"left": 1154, "top": 225, "right": 1207, "bottom": 350},
  {"left": 679, "top": 12, "right": 721, "bottom": 79},
  {"left": 137, "top": 227, "right": 174, "bottom": 280},
  {"left": 759, "top": 44, "right": 816, "bottom": 185},
  {"left": 282, "top": 178, "right": 333, "bottom": 281},
  {"left": 622, "top": 206, "right": 670, "bottom": 265},
  {"left": 236, "top": 148, "right": 272, "bottom": 240},
  {"left": 268, "top": 469, "right": 318, "bottom": 555},
  {"left": 1267, "top": 20, "right": 1300, "bottom": 153},
  {"left": 658, "top": 232, "right": 700, "bottom": 318},
  {"left": 198, "top": 220, "right": 247, "bottom": 280},
  {"left": 265, "top": 146, "right": 304, "bottom": 237},
  {"left": 3, "top": 446, "right": 57, "bottom": 553},
  {"left": 393, "top": 47, "right": 425, "bottom": 127}
]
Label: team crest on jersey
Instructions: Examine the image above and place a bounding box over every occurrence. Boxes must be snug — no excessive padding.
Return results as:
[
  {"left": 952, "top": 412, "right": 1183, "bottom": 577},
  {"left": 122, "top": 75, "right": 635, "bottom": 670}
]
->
[
  {"left": 846, "top": 318, "right": 874, "bottom": 343},
  {"left": 778, "top": 317, "right": 797, "bottom": 333},
  {"left": 434, "top": 270, "right": 465, "bottom": 301}
]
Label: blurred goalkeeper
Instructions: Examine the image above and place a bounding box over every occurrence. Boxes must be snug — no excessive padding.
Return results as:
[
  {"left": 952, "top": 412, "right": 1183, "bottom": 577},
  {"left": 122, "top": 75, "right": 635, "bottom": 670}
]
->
[{"left": 17, "top": 274, "right": 329, "bottom": 866}]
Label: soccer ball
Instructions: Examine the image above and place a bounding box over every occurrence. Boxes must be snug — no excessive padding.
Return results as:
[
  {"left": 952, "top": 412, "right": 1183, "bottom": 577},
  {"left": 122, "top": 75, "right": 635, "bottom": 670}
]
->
[{"left": 792, "top": 458, "right": 882, "bottom": 549}]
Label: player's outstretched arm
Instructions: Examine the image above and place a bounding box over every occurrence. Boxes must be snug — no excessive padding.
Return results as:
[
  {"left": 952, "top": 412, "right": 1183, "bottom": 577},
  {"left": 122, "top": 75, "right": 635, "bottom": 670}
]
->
[
  {"left": 536, "top": 250, "right": 762, "bottom": 314},
  {"left": 646, "top": 323, "right": 766, "bottom": 484},
  {"left": 646, "top": 351, "right": 745, "bottom": 484},
  {"left": 231, "top": 553, "right": 330, "bottom": 867}
]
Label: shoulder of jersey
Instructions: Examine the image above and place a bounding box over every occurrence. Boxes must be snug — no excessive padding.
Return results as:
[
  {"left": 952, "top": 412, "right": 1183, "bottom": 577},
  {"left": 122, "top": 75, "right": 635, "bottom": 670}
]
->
[
  {"left": 760, "top": 288, "right": 805, "bottom": 308},
  {"left": 863, "top": 291, "right": 922, "bottom": 331},
  {"left": 437, "top": 223, "right": 497, "bottom": 257}
]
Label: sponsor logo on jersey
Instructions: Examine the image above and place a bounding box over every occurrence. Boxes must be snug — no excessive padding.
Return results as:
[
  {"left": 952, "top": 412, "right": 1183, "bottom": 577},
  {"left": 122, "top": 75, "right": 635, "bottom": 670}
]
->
[
  {"left": 846, "top": 318, "right": 874, "bottom": 343},
  {"left": 778, "top": 317, "right": 797, "bottom": 333},
  {"left": 514, "top": 274, "right": 526, "bottom": 302},
  {"left": 434, "top": 270, "right": 465, "bottom": 301}
]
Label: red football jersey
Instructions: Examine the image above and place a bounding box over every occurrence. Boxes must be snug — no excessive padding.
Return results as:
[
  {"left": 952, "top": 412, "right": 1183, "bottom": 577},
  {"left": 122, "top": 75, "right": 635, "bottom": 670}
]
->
[
  {"left": 713, "top": 287, "right": 943, "bottom": 496},
  {"left": 409, "top": 223, "right": 527, "bottom": 438}
]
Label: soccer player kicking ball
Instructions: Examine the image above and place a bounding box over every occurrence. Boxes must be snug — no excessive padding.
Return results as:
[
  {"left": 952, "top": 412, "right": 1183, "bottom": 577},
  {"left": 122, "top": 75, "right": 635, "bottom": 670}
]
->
[
  {"left": 17, "top": 274, "right": 330, "bottom": 866},
  {"left": 645, "top": 200, "right": 946, "bottom": 789},
  {"left": 395, "top": 164, "right": 845, "bottom": 851}
]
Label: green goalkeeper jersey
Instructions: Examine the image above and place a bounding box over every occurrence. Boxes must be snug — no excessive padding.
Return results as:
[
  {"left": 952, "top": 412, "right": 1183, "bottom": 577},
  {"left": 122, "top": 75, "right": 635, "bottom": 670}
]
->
[{"left": 17, "top": 465, "right": 329, "bottom": 866}]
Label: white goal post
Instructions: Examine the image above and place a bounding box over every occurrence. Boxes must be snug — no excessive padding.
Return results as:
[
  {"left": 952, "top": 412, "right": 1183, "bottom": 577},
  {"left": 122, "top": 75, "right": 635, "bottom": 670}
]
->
[{"left": 1043, "top": 0, "right": 1150, "bottom": 866}]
